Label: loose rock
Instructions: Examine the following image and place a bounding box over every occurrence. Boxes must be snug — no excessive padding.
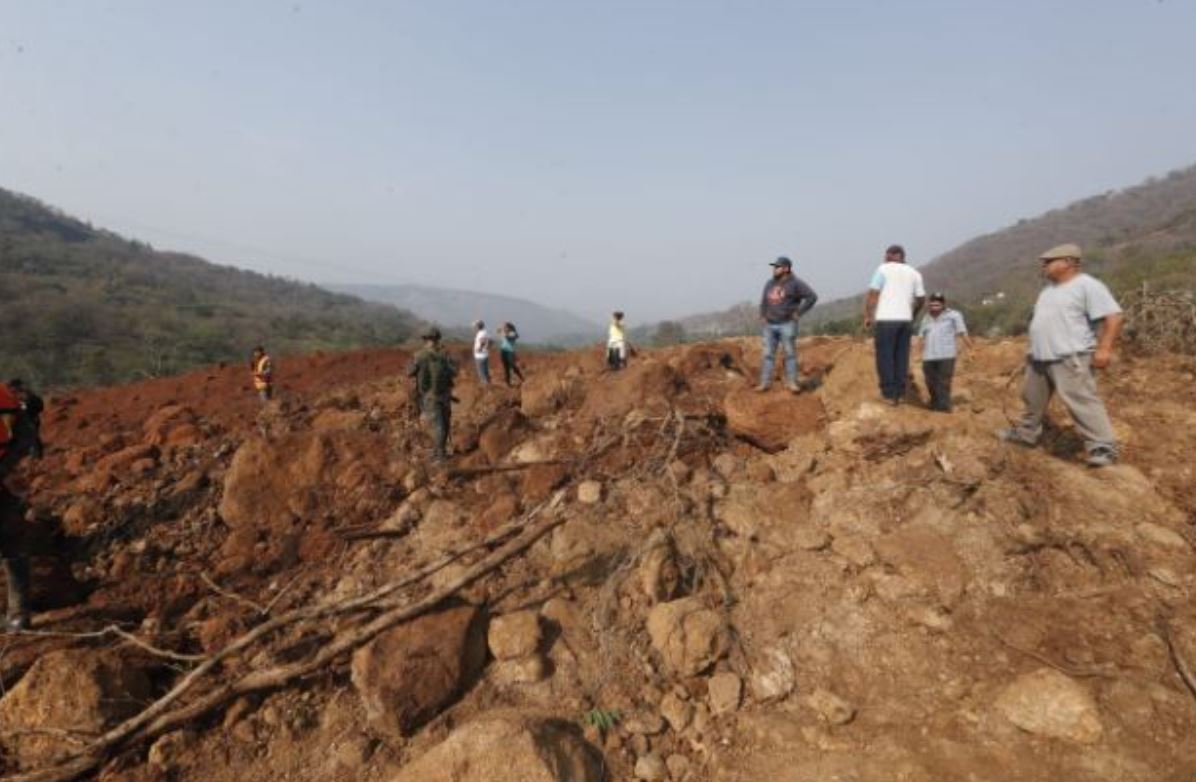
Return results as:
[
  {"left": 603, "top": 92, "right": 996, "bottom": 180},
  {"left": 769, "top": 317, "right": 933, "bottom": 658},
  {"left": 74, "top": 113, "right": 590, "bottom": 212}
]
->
[
  {"left": 577, "top": 480, "right": 603, "bottom": 504},
  {"left": 659, "top": 691, "right": 694, "bottom": 733},
  {"left": 0, "top": 649, "right": 154, "bottom": 766},
  {"left": 646, "top": 597, "right": 732, "bottom": 677},
  {"left": 994, "top": 668, "right": 1103, "bottom": 744},
  {"left": 391, "top": 712, "right": 604, "bottom": 782},
  {"left": 634, "top": 751, "right": 668, "bottom": 781},
  {"left": 706, "top": 672, "right": 743, "bottom": 715},
  {"left": 350, "top": 603, "right": 487, "bottom": 738},
  {"left": 805, "top": 688, "right": 856, "bottom": 725},
  {"left": 488, "top": 610, "right": 543, "bottom": 660}
]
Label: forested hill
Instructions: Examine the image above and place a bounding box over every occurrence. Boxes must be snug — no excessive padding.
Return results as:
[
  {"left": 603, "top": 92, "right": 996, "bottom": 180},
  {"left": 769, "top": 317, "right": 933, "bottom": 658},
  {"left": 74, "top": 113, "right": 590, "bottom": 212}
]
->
[
  {"left": 670, "top": 164, "right": 1196, "bottom": 338},
  {"left": 0, "top": 189, "right": 422, "bottom": 388}
]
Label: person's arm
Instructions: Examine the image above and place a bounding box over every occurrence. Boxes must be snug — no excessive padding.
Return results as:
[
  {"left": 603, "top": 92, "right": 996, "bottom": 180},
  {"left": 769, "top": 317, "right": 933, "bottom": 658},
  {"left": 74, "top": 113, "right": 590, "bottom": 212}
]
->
[
  {"left": 864, "top": 269, "right": 883, "bottom": 328},
  {"left": 793, "top": 278, "right": 818, "bottom": 318},
  {"left": 955, "top": 313, "right": 974, "bottom": 350},
  {"left": 912, "top": 296, "right": 926, "bottom": 321},
  {"left": 911, "top": 272, "right": 926, "bottom": 321},
  {"left": 1092, "top": 313, "right": 1123, "bottom": 369},
  {"left": 864, "top": 290, "right": 879, "bottom": 329},
  {"left": 759, "top": 282, "right": 770, "bottom": 322}
]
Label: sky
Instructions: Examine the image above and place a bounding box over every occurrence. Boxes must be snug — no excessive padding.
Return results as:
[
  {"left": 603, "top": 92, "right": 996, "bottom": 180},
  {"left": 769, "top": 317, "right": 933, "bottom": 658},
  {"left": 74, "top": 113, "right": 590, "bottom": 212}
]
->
[{"left": 2, "top": 1, "right": 1195, "bottom": 324}]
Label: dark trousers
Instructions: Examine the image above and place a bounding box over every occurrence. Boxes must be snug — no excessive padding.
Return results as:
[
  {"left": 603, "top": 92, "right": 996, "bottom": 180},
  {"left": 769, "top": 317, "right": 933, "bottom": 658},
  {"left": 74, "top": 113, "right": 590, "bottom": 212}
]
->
[
  {"left": 922, "top": 358, "right": 956, "bottom": 411},
  {"left": 1, "top": 490, "right": 29, "bottom": 624},
  {"left": 500, "top": 350, "right": 524, "bottom": 385},
  {"left": 874, "top": 321, "right": 913, "bottom": 400},
  {"left": 422, "top": 397, "right": 452, "bottom": 459}
]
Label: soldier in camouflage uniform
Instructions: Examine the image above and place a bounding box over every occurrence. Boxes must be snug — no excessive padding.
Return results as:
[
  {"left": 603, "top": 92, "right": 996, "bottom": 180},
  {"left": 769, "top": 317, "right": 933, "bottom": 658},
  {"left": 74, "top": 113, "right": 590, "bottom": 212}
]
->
[{"left": 407, "top": 327, "right": 458, "bottom": 462}]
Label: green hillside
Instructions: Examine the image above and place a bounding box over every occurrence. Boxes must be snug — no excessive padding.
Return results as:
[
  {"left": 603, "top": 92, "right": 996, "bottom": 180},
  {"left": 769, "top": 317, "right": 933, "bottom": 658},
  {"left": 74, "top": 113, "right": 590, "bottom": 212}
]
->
[
  {"left": 813, "top": 165, "right": 1196, "bottom": 335},
  {"left": 0, "top": 189, "right": 422, "bottom": 388},
  {"left": 673, "top": 165, "right": 1196, "bottom": 339}
]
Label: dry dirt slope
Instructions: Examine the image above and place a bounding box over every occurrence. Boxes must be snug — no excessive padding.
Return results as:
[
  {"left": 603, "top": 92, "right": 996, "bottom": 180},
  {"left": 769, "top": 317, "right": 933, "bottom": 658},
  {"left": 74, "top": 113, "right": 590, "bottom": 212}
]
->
[{"left": 1, "top": 337, "right": 1195, "bottom": 782}]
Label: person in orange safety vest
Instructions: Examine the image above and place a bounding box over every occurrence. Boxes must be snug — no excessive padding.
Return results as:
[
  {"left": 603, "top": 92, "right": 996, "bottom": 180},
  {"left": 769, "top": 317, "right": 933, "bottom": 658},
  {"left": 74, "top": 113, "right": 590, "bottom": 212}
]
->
[{"left": 250, "top": 346, "right": 274, "bottom": 402}]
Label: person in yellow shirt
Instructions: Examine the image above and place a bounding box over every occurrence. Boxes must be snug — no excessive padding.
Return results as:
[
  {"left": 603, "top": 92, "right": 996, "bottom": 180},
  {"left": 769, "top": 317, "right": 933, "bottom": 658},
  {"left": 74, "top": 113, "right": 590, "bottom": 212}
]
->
[{"left": 606, "top": 311, "right": 630, "bottom": 370}]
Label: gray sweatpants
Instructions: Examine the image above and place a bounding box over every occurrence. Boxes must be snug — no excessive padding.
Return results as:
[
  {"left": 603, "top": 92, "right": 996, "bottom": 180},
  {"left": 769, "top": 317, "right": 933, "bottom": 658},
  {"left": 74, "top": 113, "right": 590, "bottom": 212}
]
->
[{"left": 1012, "top": 354, "right": 1117, "bottom": 454}]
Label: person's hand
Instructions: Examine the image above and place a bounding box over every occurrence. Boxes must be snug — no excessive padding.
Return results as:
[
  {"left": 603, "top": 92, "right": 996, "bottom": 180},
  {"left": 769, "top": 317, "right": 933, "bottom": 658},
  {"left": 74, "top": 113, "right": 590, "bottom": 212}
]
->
[
  {"left": 862, "top": 315, "right": 873, "bottom": 330},
  {"left": 1092, "top": 347, "right": 1114, "bottom": 369}
]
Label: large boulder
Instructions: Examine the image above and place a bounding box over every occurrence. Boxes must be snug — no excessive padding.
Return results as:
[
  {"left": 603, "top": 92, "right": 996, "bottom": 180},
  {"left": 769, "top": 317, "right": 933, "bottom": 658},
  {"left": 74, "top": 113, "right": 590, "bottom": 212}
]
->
[
  {"left": 994, "top": 668, "right": 1103, "bottom": 744},
  {"left": 217, "top": 430, "right": 403, "bottom": 574},
  {"left": 722, "top": 388, "right": 824, "bottom": 453},
  {"left": 351, "top": 603, "right": 487, "bottom": 738},
  {"left": 577, "top": 362, "right": 684, "bottom": 422},
  {"left": 390, "top": 711, "right": 604, "bottom": 782},
  {"left": 0, "top": 649, "right": 154, "bottom": 766},
  {"left": 646, "top": 597, "right": 731, "bottom": 677}
]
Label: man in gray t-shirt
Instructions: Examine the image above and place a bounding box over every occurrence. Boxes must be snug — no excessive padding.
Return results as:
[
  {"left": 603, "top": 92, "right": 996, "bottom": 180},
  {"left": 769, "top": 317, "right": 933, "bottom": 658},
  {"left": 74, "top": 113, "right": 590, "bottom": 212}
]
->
[{"left": 999, "top": 243, "right": 1124, "bottom": 467}]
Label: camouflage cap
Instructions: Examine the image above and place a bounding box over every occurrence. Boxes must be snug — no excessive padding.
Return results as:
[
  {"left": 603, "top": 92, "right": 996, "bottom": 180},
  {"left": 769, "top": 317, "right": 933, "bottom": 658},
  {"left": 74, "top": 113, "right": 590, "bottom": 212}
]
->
[
  {"left": 421, "top": 326, "right": 442, "bottom": 341},
  {"left": 1039, "top": 243, "right": 1082, "bottom": 261}
]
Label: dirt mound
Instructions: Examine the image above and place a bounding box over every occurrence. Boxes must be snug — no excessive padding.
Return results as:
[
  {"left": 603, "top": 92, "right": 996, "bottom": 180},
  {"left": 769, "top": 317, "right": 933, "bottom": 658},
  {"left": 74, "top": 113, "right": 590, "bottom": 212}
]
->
[{"left": 2, "top": 338, "right": 1196, "bottom": 781}]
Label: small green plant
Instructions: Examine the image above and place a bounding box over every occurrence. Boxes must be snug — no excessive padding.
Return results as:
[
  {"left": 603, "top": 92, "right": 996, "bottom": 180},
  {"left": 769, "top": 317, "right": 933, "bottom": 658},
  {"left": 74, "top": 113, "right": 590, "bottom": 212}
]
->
[{"left": 581, "top": 708, "right": 622, "bottom": 732}]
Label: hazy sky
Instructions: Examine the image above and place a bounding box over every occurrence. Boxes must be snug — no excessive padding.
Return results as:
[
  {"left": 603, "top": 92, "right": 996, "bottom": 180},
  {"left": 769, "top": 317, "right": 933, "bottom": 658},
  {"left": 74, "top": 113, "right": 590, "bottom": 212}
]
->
[{"left": 2, "top": 1, "right": 1194, "bottom": 323}]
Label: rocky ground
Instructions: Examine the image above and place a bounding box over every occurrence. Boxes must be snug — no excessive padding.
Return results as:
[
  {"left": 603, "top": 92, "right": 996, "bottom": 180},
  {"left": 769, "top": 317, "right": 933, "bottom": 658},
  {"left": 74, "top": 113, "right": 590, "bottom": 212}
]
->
[{"left": 2, "top": 336, "right": 1196, "bottom": 782}]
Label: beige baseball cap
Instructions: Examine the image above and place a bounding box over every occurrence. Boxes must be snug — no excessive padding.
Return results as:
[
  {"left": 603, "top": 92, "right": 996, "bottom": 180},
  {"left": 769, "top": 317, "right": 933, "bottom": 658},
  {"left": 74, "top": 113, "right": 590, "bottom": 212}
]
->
[{"left": 1039, "top": 242, "right": 1082, "bottom": 261}]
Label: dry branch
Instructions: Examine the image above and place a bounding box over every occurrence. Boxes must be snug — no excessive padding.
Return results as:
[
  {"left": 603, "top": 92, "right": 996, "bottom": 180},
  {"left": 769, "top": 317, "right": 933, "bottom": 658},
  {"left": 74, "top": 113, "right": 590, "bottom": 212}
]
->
[
  {"left": 12, "top": 626, "right": 206, "bottom": 664},
  {"left": 3, "top": 493, "right": 567, "bottom": 782},
  {"left": 1159, "top": 616, "right": 1196, "bottom": 705},
  {"left": 447, "top": 459, "right": 572, "bottom": 479},
  {"left": 994, "top": 632, "right": 1118, "bottom": 679}
]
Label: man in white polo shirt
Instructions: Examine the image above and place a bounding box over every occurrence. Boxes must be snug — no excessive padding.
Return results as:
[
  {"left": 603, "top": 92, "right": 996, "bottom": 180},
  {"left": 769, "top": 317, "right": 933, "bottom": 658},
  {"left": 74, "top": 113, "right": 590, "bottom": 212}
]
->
[
  {"left": 999, "top": 243, "right": 1123, "bottom": 467},
  {"left": 864, "top": 244, "right": 926, "bottom": 405},
  {"left": 472, "top": 320, "right": 492, "bottom": 386}
]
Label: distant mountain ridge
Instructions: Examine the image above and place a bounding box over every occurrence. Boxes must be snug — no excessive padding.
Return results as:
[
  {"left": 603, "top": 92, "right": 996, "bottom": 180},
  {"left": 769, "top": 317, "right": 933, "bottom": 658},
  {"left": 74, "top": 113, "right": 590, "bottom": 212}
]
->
[
  {"left": 330, "top": 283, "right": 600, "bottom": 345},
  {"left": 0, "top": 188, "right": 423, "bottom": 388},
  {"left": 670, "top": 164, "right": 1196, "bottom": 338}
]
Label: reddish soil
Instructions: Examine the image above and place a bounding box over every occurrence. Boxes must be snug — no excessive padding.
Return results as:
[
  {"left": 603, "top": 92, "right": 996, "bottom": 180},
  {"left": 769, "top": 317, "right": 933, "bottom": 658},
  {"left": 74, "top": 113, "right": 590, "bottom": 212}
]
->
[{"left": 1, "top": 337, "right": 1195, "bottom": 782}]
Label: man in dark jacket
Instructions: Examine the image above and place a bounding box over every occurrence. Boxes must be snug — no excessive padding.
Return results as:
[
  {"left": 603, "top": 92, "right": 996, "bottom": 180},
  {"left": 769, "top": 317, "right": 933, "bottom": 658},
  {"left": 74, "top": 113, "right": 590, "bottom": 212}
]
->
[
  {"left": 0, "top": 380, "right": 32, "bottom": 632},
  {"left": 757, "top": 256, "right": 819, "bottom": 392},
  {"left": 406, "top": 327, "right": 458, "bottom": 462},
  {"left": 7, "top": 379, "right": 44, "bottom": 458}
]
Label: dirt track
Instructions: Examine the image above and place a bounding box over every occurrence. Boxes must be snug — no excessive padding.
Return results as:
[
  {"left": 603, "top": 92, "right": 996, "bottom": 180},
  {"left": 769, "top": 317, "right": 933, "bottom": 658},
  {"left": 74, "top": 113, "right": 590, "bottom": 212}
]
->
[{"left": 3, "top": 337, "right": 1196, "bottom": 782}]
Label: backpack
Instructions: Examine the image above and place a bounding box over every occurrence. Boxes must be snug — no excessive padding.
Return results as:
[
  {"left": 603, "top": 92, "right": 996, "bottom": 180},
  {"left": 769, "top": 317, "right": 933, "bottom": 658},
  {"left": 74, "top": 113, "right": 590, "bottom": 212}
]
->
[{"left": 419, "top": 349, "right": 457, "bottom": 398}]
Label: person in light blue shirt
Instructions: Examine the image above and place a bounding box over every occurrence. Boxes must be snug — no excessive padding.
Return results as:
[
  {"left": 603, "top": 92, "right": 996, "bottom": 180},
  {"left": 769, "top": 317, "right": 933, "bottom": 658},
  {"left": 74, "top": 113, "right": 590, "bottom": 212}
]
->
[
  {"left": 916, "top": 293, "right": 972, "bottom": 412},
  {"left": 498, "top": 322, "right": 525, "bottom": 386}
]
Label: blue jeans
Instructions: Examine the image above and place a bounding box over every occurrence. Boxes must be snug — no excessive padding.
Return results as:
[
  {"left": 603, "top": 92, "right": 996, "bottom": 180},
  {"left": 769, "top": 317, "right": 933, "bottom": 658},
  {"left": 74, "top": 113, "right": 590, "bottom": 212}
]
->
[
  {"left": 760, "top": 321, "right": 798, "bottom": 386},
  {"left": 475, "top": 356, "right": 490, "bottom": 385},
  {"left": 874, "top": 321, "right": 913, "bottom": 400}
]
